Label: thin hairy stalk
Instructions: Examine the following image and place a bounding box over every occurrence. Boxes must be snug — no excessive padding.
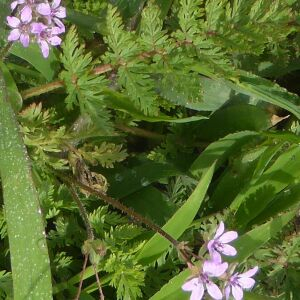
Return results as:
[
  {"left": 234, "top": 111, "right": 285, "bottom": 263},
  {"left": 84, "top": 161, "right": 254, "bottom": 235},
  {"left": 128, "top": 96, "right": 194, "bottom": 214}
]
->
[
  {"left": 93, "top": 264, "right": 105, "bottom": 300},
  {"left": 21, "top": 80, "right": 65, "bottom": 100},
  {"left": 56, "top": 172, "right": 180, "bottom": 248},
  {"left": 68, "top": 185, "right": 94, "bottom": 240},
  {"left": 116, "top": 123, "right": 164, "bottom": 140},
  {"left": 20, "top": 48, "right": 167, "bottom": 100},
  {"left": 74, "top": 254, "right": 89, "bottom": 300},
  {"left": 21, "top": 64, "right": 113, "bottom": 100}
]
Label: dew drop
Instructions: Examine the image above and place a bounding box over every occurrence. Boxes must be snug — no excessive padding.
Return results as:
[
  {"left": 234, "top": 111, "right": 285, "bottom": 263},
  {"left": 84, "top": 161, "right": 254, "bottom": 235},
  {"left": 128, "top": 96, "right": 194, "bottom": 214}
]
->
[
  {"left": 140, "top": 177, "right": 150, "bottom": 187},
  {"left": 114, "top": 173, "right": 123, "bottom": 182}
]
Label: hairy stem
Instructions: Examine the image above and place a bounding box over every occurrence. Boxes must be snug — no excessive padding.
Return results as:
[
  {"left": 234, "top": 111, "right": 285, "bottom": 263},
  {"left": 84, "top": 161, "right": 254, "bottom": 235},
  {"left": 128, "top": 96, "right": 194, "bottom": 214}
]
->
[
  {"left": 93, "top": 265, "right": 105, "bottom": 300},
  {"left": 74, "top": 254, "right": 89, "bottom": 300},
  {"left": 56, "top": 172, "right": 180, "bottom": 248},
  {"left": 21, "top": 80, "right": 65, "bottom": 100},
  {"left": 116, "top": 123, "right": 164, "bottom": 140},
  {"left": 21, "top": 63, "right": 113, "bottom": 100},
  {"left": 67, "top": 185, "right": 94, "bottom": 240}
]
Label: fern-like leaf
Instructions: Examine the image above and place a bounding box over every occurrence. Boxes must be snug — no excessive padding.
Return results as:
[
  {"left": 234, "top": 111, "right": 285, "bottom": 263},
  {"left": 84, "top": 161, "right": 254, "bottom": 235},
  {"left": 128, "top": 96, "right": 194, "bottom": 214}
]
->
[{"left": 60, "top": 26, "right": 113, "bottom": 133}]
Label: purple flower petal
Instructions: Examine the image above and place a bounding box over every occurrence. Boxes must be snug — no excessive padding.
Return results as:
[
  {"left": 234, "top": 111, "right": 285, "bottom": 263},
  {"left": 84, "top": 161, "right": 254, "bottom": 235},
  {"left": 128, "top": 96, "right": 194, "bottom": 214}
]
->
[
  {"left": 20, "top": 33, "right": 30, "bottom": 47},
  {"left": 11, "top": 1, "right": 19, "bottom": 10},
  {"left": 238, "top": 277, "right": 255, "bottom": 289},
  {"left": 211, "top": 250, "right": 222, "bottom": 264},
  {"left": 39, "top": 40, "right": 50, "bottom": 58},
  {"left": 51, "top": 25, "right": 64, "bottom": 35},
  {"left": 182, "top": 278, "right": 198, "bottom": 291},
  {"left": 239, "top": 266, "right": 259, "bottom": 278},
  {"left": 49, "top": 35, "right": 61, "bottom": 46},
  {"left": 52, "top": 0, "right": 61, "bottom": 9},
  {"left": 218, "top": 231, "right": 238, "bottom": 243},
  {"left": 224, "top": 285, "right": 231, "bottom": 300},
  {"left": 206, "top": 281, "right": 223, "bottom": 300},
  {"left": 207, "top": 240, "right": 214, "bottom": 252},
  {"left": 7, "top": 16, "right": 20, "bottom": 28},
  {"left": 20, "top": 5, "right": 32, "bottom": 23},
  {"left": 220, "top": 244, "right": 237, "bottom": 256},
  {"left": 31, "top": 22, "right": 47, "bottom": 34},
  {"left": 214, "top": 222, "right": 225, "bottom": 239},
  {"left": 203, "top": 261, "right": 228, "bottom": 277},
  {"left": 190, "top": 284, "right": 204, "bottom": 300},
  {"left": 37, "top": 3, "right": 51, "bottom": 16},
  {"left": 55, "top": 6, "right": 66, "bottom": 18},
  {"left": 232, "top": 285, "right": 244, "bottom": 300},
  {"left": 53, "top": 18, "right": 65, "bottom": 33},
  {"left": 8, "top": 29, "right": 20, "bottom": 41}
]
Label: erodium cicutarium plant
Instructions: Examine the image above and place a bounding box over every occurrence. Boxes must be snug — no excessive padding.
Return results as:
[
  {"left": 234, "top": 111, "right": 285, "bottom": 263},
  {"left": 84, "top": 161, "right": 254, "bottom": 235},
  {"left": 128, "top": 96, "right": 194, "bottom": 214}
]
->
[
  {"left": 182, "top": 222, "right": 259, "bottom": 300},
  {"left": 7, "top": 0, "right": 66, "bottom": 57}
]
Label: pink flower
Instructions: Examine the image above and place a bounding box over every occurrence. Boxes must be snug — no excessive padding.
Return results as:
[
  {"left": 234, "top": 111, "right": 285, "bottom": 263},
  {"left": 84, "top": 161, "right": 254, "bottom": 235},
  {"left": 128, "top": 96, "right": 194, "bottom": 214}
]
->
[
  {"left": 37, "top": 0, "right": 66, "bottom": 33},
  {"left": 11, "top": 0, "right": 35, "bottom": 22},
  {"left": 7, "top": 15, "right": 31, "bottom": 47},
  {"left": 31, "top": 22, "right": 62, "bottom": 57},
  {"left": 7, "top": 0, "right": 66, "bottom": 58},
  {"left": 225, "top": 266, "right": 259, "bottom": 300},
  {"left": 182, "top": 261, "right": 228, "bottom": 300},
  {"left": 207, "top": 221, "right": 238, "bottom": 263},
  {"left": 10, "top": 0, "right": 25, "bottom": 11}
]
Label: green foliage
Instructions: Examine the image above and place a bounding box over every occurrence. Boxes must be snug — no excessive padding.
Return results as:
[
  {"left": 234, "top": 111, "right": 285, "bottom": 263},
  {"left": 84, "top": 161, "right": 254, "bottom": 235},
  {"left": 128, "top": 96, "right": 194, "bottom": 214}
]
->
[
  {"left": 0, "top": 67, "right": 52, "bottom": 299},
  {"left": 175, "top": 0, "right": 204, "bottom": 41},
  {"left": 1, "top": 0, "right": 300, "bottom": 299},
  {"left": 139, "top": 2, "right": 170, "bottom": 51},
  {"left": 204, "top": 0, "right": 296, "bottom": 56},
  {"left": 60, "top": 26, "right": 112, "bottom": 132},
  {"left": 104, "top": 252, "right": 145, "bottom": 300},
  {"left": 19, "top": 102, "right": 69, "bottom": 170},
  {"left": 79, "top": 142, "right": 128, "bottom": 168}
]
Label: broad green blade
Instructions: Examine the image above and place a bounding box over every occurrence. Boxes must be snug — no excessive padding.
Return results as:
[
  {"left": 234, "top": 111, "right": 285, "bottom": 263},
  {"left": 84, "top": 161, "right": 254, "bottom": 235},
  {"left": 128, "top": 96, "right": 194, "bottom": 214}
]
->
[
  {"left": 137, "top": 163, "right": 215, "bottom": 264},
  {"left": 190, "top": 131, "right": 258, "bottom": 179},
  {"left": 0, "top": 67, "right": 52, "bottom": 299}
]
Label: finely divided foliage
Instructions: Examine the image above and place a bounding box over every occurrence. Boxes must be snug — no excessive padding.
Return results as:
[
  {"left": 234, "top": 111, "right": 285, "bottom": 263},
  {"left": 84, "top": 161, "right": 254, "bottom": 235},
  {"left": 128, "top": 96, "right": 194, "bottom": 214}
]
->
[{"left": 0, "top": 0, "right": 300, "bottom": 299}]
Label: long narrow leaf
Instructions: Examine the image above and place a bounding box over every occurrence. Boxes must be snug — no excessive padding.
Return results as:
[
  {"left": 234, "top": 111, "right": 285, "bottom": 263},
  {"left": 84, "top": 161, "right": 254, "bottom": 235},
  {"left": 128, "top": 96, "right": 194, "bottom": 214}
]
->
[
  {"left": 137, "top": 163, "right": 215, "bottom": 264},
  {"left": 0, "top": 67, "right": 52, "bottom": 299}
]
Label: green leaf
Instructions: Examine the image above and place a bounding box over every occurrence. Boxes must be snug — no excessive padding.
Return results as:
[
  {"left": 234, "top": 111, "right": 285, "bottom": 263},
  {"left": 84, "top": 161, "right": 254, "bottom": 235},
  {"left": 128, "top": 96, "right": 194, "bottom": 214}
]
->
[
  {"left": 194, "top": 104, "right": 271, "bottom": 141},
  {"left": 251, "top": 183, "right": 300, "bottom": 225},
  {"left": 231, "top": 208, "right": 297, "bottom": 262},
  {"left": 0, "top": 68, "right": 52, "bottom": 299},
  {"left": 209, "top": 145, "right": 267, "bottom": 211},
  {"left": 155, "top": 0, "right": 173, "bottom": 18},
  {"left": 0, "top": 0, "right": 9, "bottom": 47},
  {"left": 228, "top": 72, "right": 300, "bottom": 119},
  {"left": 104, "top": 89, "right": 207, "bottom": 123},
  {"left": 60, "top": 26, "right": 112, "bottom": 132},
  {"left": 66, "top": 8, "right": 107, "bottom": 35},
  {"left": 137, "top": 163, "right": 215, "bottom": 264},
  {"left": 105, "top": 160, "right": 181, "bottom": 198},
  {"left": 0, "top": 62, "right": 22, "bottom": 112},
  {"left": 231, "top": 145, "right": 300, "bottom": 227},
  {"left": 113, "top": 0, "right": 147, "bottom": 20},
  {"left": 10, "top": 43, "right": 59, "bottom": 81},
  {"left": 122, "top": 186, "right": 176, "bottom": 226},
  {"left": 149, "top": 268, "right": 190, "bottom": 300},
  {"left": 244, "top": 292, "right": 278, "bottom": 300},
  {"left": 190, "top": 131, "right": 259, "bottom": 179},
  {"left": 186, "top": 77, "right": 232, "bottom": 112}
]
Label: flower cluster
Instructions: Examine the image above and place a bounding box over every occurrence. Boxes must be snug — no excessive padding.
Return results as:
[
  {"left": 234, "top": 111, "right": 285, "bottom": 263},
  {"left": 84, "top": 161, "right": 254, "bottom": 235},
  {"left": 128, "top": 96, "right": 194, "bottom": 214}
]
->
[
  {"left": 7, "top": 0, "right": 66, "bottom": 58},
  {"left": 182, "top": 222, "right": 258, "bottom": 300}
]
